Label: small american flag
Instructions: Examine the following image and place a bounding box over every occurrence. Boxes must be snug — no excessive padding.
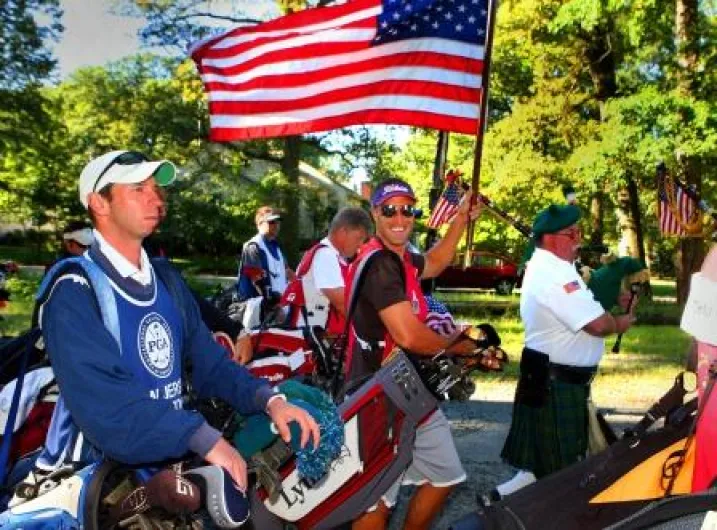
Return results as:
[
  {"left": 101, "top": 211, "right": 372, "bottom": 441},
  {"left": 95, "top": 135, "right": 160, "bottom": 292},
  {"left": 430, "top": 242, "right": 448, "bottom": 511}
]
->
[
  {"left": 190, "top": 0, "right": 488, "bottom": 141},
  {"left": 658, "top": 173, "right": 698, "bottom": 236},
  {"left": 427, "top": 179, "right": 462, "bottom": 228},
  {"left": 563, "top": 280, "right": 580, "bottom": 294},
  {"left": 425, "top": 295, "right": 457, "bottom": 336}
]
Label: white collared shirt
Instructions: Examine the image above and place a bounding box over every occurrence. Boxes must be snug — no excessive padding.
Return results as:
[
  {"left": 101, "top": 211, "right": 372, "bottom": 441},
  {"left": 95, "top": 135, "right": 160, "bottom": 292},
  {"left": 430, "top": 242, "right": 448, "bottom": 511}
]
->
[
  {"left": 520, "top": 247, "right": 605, "bottom": 366},
  {"left": 93, "top": 230, "right": 152, "bottom": 286}
]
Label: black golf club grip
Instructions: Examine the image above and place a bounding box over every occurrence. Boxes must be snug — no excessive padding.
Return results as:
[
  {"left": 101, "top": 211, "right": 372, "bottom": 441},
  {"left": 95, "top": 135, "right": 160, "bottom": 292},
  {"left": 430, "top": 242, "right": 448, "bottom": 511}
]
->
[{"left": 611, "top": 287, "right": 639, "bottom": 354}]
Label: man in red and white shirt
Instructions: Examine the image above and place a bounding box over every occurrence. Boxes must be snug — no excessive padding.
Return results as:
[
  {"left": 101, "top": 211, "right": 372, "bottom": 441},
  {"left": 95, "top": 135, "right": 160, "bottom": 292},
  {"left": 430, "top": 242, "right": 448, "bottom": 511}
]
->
[{"left": 290, "top": 207, "right": 372, "bottom": 335}]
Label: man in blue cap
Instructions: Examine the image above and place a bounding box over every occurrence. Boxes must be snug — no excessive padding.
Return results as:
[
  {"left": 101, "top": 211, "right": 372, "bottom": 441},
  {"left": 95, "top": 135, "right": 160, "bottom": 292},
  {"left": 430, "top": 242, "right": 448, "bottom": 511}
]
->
[
  {"left": 346, "top": 178, "right": 504, "bottom": 530},
  {"left": 495, "top": 204, "right": 637, "bottom": 498}
]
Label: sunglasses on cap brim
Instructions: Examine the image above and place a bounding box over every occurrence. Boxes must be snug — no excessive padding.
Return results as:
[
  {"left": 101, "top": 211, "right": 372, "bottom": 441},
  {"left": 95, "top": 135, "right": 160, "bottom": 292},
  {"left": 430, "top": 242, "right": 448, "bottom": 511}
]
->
[
  {"left": 92, "top": 151, "right": 149, "bottom": 193},
  {"left": 379, "top": 204, "right": 422, "bottom": 219}
]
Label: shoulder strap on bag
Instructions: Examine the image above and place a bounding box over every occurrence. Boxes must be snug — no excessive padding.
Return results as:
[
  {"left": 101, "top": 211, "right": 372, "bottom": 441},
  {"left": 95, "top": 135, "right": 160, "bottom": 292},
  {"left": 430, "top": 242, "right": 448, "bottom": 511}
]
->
[
  {"left": 37, "top": 258, "right": 120, "bottom": 350},
  {"left": 295, "top": 242, "right": 328, "bottom": 278},
  {"left": 2, "top": 259, "right": 118, "bottom": 485}
]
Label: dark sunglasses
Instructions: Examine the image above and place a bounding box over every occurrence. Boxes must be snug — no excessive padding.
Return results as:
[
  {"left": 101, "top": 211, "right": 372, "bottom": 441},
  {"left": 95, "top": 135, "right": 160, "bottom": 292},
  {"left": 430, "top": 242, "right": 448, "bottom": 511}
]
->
[
  {"left": 92, "top": 151, "right": 149, "bottom": 193},
  {"left": 380, "top": 204, "right": 421, "bottom": 218}
]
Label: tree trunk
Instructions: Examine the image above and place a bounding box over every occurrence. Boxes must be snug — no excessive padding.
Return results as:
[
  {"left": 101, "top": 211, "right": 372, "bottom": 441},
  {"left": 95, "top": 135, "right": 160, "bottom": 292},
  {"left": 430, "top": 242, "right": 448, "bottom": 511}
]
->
[
  {"left": 675, "top": 0, "right": 703, "bottom": 306},
  {"left": 281, "top": 136, "right": 301, "bottom": 265},
  {"left": 616, "top": 187, "right": 640, "bottom": 259},
  {"left": 589, "top": 191, "right": 605, "bottom": 246},
  {"left": 676, "top": 0, "right": 699, "bottom": 95},
  {"left": 628, "top": 176, "right": 646, "bottom": 265},
  {"left": 584, "top": 18, "right": 645, "bottom": 261}
]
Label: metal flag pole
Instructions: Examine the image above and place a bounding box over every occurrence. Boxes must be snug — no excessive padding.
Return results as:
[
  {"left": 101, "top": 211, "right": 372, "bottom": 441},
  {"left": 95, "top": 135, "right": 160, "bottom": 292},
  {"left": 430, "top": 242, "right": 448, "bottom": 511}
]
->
[{"left": 463, "top": 0, "right": 499, "bottom": 268}]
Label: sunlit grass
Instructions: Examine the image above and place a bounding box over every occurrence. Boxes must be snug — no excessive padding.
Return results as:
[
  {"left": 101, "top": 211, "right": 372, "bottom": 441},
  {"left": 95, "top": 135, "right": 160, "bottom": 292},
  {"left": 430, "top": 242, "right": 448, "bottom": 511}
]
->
[
  {"left": 463, "top": 315, "right": 692, "bottom": 410},
  {"left": 432, "top": 289, "right": 520, "bottom": 302}
]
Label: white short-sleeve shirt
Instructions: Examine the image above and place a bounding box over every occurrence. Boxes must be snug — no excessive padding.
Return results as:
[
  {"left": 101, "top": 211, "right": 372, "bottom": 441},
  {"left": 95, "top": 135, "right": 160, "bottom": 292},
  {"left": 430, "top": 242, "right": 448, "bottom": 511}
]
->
[
  {"left": 520, "top": 247, "right": 606, "bottom": 367},
  {"left": 295, "top": 237, "right": 345, "bottom": 328},
  {"left": 310, "top": 237, "right": 345, "bottom": 291}
]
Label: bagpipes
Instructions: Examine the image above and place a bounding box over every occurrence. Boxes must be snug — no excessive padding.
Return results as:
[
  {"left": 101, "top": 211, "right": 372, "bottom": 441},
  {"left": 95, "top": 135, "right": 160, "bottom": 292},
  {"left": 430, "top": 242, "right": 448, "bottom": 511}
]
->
[{"left": 467, "top": 182, "right": 650, "bottom": 352}]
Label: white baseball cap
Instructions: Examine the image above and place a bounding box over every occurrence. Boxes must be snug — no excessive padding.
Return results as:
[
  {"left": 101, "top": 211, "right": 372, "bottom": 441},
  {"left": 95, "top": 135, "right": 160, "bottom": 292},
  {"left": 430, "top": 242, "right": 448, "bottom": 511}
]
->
[
  {"left": 78, "top": 150, "right": 176, "bottom": 209},
  {"left": 63, "top": 227, "right": 94, "bottom": 247}
]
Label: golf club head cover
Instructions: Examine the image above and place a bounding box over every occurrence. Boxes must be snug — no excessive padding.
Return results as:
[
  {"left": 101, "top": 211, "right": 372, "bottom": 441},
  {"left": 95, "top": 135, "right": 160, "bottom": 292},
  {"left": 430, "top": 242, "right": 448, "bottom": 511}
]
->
[
  {"left": 476, "top": 323, "right": 501, "bottom": 347},
  {"left": 145, "top": 468, "right": 201, "bottom": 515},
  {"left": 184, "top": 465, "right": 249, "bottom": 528}
]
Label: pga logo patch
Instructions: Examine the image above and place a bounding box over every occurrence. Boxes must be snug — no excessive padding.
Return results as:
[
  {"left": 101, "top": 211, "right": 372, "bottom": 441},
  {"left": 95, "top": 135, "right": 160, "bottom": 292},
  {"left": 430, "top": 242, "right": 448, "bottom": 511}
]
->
[{"left": 138, "top": 312, "right": 174, "bottom": 378}]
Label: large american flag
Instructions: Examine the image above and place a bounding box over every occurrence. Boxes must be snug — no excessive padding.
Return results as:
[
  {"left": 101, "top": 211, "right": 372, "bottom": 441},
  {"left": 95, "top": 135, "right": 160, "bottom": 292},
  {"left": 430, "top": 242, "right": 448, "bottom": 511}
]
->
[
  {"left": 658, "top": 173, "right": 698, "bottom": 236},
  {"left": 425, "top": 295, "right": 457, "bottom": 336},
  {"left": 427, "top": 179, "right": 462, "bottom": 228},
  {"left": 190, "top": 0, "right": 488, "bottom": 141}
]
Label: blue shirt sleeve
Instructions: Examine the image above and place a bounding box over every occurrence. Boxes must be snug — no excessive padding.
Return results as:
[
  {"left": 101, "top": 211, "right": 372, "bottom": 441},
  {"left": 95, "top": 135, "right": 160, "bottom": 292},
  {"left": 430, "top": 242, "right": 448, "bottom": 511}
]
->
[
  {"left": 41, "top": 275, "right": 208, "bottom": 464},
  {"left": 238, "top": 242, "right": 267, "bottom": 299}
]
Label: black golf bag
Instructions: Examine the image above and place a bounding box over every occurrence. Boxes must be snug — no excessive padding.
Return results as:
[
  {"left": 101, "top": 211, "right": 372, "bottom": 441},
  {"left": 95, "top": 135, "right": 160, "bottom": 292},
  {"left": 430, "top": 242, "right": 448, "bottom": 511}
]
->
[{"left": 449, "top": 398, "right": 716, "bottom": 530}]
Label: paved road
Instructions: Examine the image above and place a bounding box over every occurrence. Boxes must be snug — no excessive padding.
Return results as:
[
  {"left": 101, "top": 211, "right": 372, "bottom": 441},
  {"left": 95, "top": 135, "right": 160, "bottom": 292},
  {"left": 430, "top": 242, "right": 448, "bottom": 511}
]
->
[{"left": 389, "top": 397, "right": 644, "bottom": 529}]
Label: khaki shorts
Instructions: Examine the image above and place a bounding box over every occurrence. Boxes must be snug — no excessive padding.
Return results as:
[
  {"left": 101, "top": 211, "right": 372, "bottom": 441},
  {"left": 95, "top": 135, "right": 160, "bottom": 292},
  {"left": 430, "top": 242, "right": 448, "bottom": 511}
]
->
[{"left": 369, "top": 408, "right": 466, "bottom": 511}]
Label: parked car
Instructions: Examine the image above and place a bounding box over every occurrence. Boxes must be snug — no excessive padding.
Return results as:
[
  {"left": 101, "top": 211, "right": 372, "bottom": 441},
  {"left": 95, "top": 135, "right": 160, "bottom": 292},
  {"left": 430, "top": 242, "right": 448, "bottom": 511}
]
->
[{"left": 433, "top": 251, "right": 522, "bottom": 294}]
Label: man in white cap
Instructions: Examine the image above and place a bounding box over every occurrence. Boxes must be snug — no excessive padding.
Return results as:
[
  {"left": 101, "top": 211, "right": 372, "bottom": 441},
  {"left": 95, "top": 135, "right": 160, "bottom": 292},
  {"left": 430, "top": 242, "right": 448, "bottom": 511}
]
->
[
  {"left": 60, "top": 222, "right": 94, "bottom": 256},
  {"left": 237, "top": 205, "right": 295, "bottom": 302},
  {"left": 20, "top": 150, "right": 319, "bottom": 503},
  {"left": 42, "top": 221, "right": 95, "bottom": 274}
]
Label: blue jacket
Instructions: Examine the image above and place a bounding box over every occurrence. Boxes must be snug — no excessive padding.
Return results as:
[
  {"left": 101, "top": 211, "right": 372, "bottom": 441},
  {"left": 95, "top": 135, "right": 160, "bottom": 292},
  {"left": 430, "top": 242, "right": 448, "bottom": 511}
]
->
[{"left": 38, "top": 245, "right": 276, "bottom": 466}]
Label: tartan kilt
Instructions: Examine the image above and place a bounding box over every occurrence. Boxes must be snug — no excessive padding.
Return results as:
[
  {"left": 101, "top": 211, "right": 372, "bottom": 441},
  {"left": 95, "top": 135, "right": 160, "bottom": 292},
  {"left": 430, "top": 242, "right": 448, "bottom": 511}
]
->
[{"left": 501, "top": 378, "right": 590, "bottom": 478}]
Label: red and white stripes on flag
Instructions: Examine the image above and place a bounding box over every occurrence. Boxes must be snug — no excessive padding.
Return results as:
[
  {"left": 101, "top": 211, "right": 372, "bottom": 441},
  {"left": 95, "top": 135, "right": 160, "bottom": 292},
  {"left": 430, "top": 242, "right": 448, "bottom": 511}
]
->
[
  {"left": 658, "top": 176, "right": 698, "bottom": 236},
  {"left": 425, "top": 295, "right": 457, "bottom": 336},
  {"left": 190, "top": 0, "right": 487, "bottom": 141},
  {"left": 427, "top": 180, "right": 462, "bottom": 228}
]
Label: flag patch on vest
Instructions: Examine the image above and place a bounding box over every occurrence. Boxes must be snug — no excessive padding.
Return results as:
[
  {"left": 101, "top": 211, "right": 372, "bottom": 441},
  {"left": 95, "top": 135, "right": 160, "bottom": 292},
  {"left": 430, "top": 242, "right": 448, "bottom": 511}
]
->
[{"left": 563, "top": 280, "right": 580, "bottom": 294}]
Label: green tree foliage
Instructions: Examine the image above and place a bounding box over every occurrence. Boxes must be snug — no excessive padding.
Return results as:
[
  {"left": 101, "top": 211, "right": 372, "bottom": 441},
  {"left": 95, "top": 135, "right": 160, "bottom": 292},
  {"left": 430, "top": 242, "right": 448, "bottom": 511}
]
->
[
  {"left": 387, "top": 0, "right": 716, "bottom": 269},
  {"left": 0, "top": 0, "right": 64, "bottom": 234},
  {"left": 0, "top": 0, "right": 62, "bottom": 89}
]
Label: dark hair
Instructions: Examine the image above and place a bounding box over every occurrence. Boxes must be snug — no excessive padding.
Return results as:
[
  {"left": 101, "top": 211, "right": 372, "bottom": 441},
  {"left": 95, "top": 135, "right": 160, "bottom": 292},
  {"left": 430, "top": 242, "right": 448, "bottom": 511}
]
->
[
  {"left": 87, "top": 185, "right": 114, "bottom": 224},
  {"left": 63, "top": 220, "right": 92, "bottom": 234},
  {"left": 329, "top": 207, "right": 372, "bottom": 234}
]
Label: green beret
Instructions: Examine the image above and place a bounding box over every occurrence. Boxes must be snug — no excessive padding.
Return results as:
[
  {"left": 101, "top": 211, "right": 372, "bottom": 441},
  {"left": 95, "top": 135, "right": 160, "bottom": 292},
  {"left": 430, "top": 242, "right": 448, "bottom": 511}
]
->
[{"left": 532, "top": 204, "right": 581, "bottom": 237}]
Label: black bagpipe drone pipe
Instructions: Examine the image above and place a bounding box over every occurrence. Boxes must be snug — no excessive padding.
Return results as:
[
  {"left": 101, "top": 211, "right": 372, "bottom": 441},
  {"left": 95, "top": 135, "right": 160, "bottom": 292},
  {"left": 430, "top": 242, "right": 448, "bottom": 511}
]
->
[{"left": 475, "top": 191, "right": 609, "bottom": 257}]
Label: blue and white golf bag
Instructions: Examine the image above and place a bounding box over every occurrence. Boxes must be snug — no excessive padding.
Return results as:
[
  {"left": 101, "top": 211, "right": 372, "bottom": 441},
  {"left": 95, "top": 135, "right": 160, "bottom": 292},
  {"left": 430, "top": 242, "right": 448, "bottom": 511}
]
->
[{"left": 0, "top": 460, "right": 114, "bottom": 530}]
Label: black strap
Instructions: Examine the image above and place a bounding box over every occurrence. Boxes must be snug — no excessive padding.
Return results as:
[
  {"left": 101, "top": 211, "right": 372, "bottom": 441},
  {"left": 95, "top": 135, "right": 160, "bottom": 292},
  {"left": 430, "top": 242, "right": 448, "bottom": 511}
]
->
[{"left": 631, "top": 371, "right": 690, "bottom": 437}]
